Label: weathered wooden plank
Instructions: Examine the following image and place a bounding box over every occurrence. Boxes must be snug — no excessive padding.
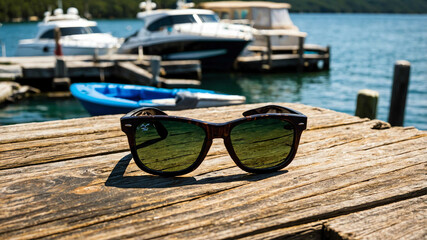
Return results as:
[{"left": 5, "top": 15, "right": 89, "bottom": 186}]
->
[
  {"left": 239, "top": 222, "right": 324, "bottom": 240},
  {"left": 0, "top": 120, "right": 121, "bottom": 145},
  {"left": 158, "top": 60, "right": 201, "bottom": 80},
  {"left": 73, "top": 149, "right": 424, "bottom": 240},
  {"left": 20, "top": 61, "right": 114, "bottom": 79},
  {"left": 114, "top": 61, "right": 153, "bottom": 85},
  {"left": 0, "top": 106, "right": 410, "bottom": 171},
  {"left": 237, "top": 53, "right": 329, "bottom": 71},
  {"left": 21, "top": 63, "right": 55, "bottom": 79},
  {"left": 66, "top": 61, "right": 114, "bottom": 78},
  {"left": 0, "top": 103, "right": 424, "bottom": 239},
  {"left": 247, "top": 44, "right": 329, "bottom": 55},
  {"left": 0, "top": 127, "right": 425, "bottom": 239},
  {"left": 0, "top": 55, "right": 139, "bottom": 65},
  {"left": 0, "top": 103, "right": 372, "bottom": 170},
  {"left": 157, "top": 78, "right": 201, "bottom": 88},
  {"left": 0, "top": 114, "right": 118, "bottom": 133},
  {"left": 0, "top": 55, "right": 200, "bottom": 85},
  {"left": 0, "top": 64, "right": 22, "bottom": 77},
  {"left": 324, "top": 196, "right": 426, "bottom": 240},
  {"left": 0, "top": 103, "right": 363, "bottom": 139}
]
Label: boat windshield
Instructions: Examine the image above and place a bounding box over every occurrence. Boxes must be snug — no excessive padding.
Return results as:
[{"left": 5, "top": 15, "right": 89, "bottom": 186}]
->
[
  {"left": 198, "top": 14, "right": 219, "bottom": 23},
  {"left": 39, "top": 26, "right": 102, "bottom": 39},
  {"left": 147, "top": 14, "right": 219, "bottom": 32},
  {"left": 271, "top": 8, "right": 294, "bottom": 28}
]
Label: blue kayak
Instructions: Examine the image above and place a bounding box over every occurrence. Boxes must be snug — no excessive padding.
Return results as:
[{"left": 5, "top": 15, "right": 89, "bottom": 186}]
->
[{"left": 70, "top": 83, "right": 246, "bottom": 116}]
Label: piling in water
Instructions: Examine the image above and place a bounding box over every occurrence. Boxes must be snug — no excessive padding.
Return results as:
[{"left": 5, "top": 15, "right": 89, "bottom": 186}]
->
[
  {"left": 355, "top": 89, "right": 379, "bottom": 119},
  {"left": 388, "top": 60, "right": 410, "bottom": 126}
]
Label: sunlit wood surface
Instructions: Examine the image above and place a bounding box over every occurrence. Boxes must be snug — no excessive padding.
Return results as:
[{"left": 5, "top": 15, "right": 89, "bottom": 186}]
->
[{"left": 0, "top": 103, "right": 425, "bottom": 239}]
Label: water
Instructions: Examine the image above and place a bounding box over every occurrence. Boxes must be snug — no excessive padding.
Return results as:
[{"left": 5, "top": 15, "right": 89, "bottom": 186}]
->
[{"left": 0, "top": 14, "right": 426, "bottom": 130}]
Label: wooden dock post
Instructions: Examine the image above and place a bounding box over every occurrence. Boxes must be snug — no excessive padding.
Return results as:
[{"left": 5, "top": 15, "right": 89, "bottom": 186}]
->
[
  {"left": 355, "top": 89, "right": 379, "bottom": 119},
  {"left": 264, "top": 35, "right": 272, "bottom": 70},
  {"left": 297, "top": 36, "right": 305, "bottom": 72},
  {"left": 93, "top": 48, "right": 99, "bottom": 63},
  {"left": 388, "top": 60, "right": 411, "bottom": 126},
  {"left": 0, "top": 40, "right": 5, "bottom": 57},
  {"left": 150, "top": 55, "right": 161, "bottom": 85},
  {"left": 138, "top": 46, "right": 144, "bottom": 62},
  {"left": 52, "top": 27, "right": 69, "bottom": 89},
  {"left": 323, "top": 45, "right": 331, "bottom": 70},
  {"left": 54, "top": 58, "right": 67, "bottom": 78},
  {"left": 53, "top": 57, "right": 70, "bottom": 89}
]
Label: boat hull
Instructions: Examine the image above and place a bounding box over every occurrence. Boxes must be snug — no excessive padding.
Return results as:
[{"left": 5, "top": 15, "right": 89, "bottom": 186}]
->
[
  {"left": 122, "top": 38, "right": 250, "bottom": 71},
  {"left": 70, "top": 83, "right": 246, "bottom": 116},
  {"left": 15, "top": 42, "right": 115, "bottom": 56}
]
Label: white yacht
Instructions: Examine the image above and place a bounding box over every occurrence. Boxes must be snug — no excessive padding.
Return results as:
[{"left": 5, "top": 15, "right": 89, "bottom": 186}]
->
[
  {"left": 200, "top": 1, "right": 307, "bottom": 50},
  {"left": 15, "top": 7, "right": 122, "bottom": 56},
  {"left": 119, "top": 1, "right": 253, "bottom": 71}
]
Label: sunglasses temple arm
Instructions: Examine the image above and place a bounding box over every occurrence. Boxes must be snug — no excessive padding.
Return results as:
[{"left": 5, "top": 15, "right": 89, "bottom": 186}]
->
[
  {"left": 154, "top": 122, "right": 168, "bottom": 139},
  {"left": 124, "top": 107, "right": 168, "bottom": 118},
  {"left": 242, "top": 105, "right": 304, "bottom": 116},
  {"left": 122, "top": 107, "right": 169, "bottom": 138}
]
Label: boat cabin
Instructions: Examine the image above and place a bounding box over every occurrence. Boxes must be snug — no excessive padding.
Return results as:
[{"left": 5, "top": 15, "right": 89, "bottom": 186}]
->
[
  {"left": 35, "top": 7, "right": 101, "bottom": 40},
  {"left": 199, "top": 1, "right": 298, "bottom": 30},
  {"left": 136, "top": 9, "right": 220, "bottom": 33}
]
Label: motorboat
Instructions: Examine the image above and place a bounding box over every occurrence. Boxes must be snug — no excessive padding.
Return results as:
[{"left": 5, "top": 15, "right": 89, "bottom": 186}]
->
[
  {"left": 15, "top": 7, "right": 123, "bottom": 56},
  {"left": 70, "top": 82, "right": 246, "bottom": 116},
  {"left": 199, "top": 1, "right": 307, "bottom": 51},
  {"left": 119, "top": 0, "right": 253, "bottom": 70}
]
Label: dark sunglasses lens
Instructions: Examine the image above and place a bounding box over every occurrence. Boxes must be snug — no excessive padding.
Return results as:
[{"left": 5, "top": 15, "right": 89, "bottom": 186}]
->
[
  {"left": 134, "top": 120, "right": 206, "bottom": 173},
  {"left": 230, "top": 118, "right": 295, "bottom": 169}
]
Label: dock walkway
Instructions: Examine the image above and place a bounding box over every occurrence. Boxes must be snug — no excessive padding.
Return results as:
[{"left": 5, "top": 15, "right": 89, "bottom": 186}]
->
[
  {"left": 0, "top": 54, "right": 201, "bottom": 88},
  {"left": 0, "top": 103, "right": 425, "bottom": 239}
]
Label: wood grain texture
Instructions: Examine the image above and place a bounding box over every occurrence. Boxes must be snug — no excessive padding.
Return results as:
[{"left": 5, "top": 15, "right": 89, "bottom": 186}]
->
[
  {"left": 0, "top": 103, "right": 367, "bottom": 170},
  {"left": 324, "top": 196, "right": 426, "bottom": 240},
  {"left": 0, "top": 103, "right": 425, "bottom": 239}
]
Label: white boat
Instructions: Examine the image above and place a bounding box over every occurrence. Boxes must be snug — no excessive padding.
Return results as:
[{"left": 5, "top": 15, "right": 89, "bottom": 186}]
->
[
  {"left": 199, "top": 1, "right": 307, "bottom": 50},
  {"left": 15, "top": 7, "right": 123, "bottom": 56},
  {"left": 119, "top": 0, "right": 253, "bottom": 70}
]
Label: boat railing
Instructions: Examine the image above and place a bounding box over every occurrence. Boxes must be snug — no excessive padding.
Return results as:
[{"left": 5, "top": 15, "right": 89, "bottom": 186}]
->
[{"left": 220, "top": 19, "right": 254, "bottom": 27}]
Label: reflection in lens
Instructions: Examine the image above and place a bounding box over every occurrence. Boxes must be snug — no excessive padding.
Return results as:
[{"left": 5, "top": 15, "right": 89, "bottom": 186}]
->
[
  {"left": 230, "top": 118, "right": 294, "bottom": 169},
  {"left": 134, "top": 120, "right": 205, "bottom": 172}
]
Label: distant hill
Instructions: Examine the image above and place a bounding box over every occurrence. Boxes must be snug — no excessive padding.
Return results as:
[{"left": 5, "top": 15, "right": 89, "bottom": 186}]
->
[
  {"left": 283, "top": 0, "right": 427, "bottom": 13},
  {"left": 1, "top": 0, "right": 426, "bottom": 22}
]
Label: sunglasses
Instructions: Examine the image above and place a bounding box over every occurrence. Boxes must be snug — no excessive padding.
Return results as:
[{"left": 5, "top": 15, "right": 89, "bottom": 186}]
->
[{"left": 121, "top": 105, "right": 307, "bottom": 177}]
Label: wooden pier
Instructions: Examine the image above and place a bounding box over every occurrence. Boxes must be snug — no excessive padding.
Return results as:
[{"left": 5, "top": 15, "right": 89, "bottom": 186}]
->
[
  {"left": 236, "top": 37, "right": 330, "bottom": 72},
  {"left": 0, "top": 103, "right": 425, "bottom": 239},
  {"left": 0, "top": 54, "right": 202, "bottom": 89}
]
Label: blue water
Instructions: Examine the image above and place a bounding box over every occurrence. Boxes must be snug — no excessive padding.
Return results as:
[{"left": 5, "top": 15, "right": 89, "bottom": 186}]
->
[{"left": 0, "top": 14, "right": 426, "bottom": 130}]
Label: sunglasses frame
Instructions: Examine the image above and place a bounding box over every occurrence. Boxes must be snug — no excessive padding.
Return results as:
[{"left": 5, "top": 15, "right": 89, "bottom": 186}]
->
[{"left": 121, "top": 105, "right": 307, "bottom": 177}]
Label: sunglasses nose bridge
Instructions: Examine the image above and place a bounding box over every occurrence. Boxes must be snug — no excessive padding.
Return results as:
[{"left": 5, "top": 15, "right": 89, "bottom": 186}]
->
[{"left": 210, "top": 124, "right": 230, "bottom": 139}]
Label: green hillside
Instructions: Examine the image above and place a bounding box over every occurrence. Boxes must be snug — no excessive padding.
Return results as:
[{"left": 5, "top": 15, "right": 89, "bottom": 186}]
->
[
  {"left": 1, "top": 0, "right": 426, "bottom": 22},
  {"left": 284, "top": 0, "right": 427, "bottom": 13}
]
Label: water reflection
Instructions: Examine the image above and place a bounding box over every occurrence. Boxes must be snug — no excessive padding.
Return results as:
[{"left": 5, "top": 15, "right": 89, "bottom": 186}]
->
[
  {"left": 0, "top": 95, "right": 89, "bottom": 125},
  {"left": 201, "top": 71, "right": 331, "bottom": 104}
]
